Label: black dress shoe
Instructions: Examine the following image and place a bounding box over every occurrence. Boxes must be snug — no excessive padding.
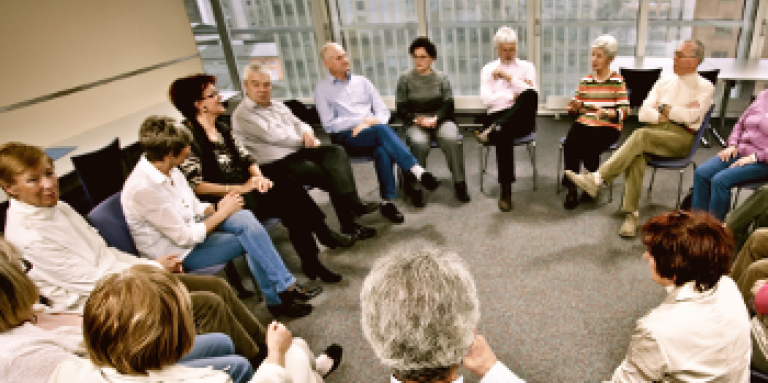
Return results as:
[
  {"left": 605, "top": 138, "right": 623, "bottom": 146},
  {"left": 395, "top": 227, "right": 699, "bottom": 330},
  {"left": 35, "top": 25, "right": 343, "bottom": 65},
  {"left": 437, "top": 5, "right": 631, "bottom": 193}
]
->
[
  {"left": 353, "top": 201, "right": 379, "bottom": 217},
  {"left": 454, "top": 181, "right": 470, "bottom": 202},
  {"left": 381, "top": 203, "right": 405, "bottom": 223},
  {"left": 322, "top": 344, "right": 344, "bottom": 378},
  {"left": 409, "top": 188, "right": 425, "bottom": 208},
  {"left": 564, "top": 188, "right": 579, "bottom": 210},
  {"left": 288, "top": 283, "right": 323, "bottom": 301},
  {"left": 315, "top": 226, "right": 355, "bottom": 249},
  {"left": 341, "top": 223, "right": 377, "bottom": 240},
  {"left": 419, "top": 172, "right": 440, "bottom": 191},
  {"left": 302, "top": 262, "right": 342, "bottom": 283},
  {"left": 267, "top": 301, "right": 313, "bottom": 318}
]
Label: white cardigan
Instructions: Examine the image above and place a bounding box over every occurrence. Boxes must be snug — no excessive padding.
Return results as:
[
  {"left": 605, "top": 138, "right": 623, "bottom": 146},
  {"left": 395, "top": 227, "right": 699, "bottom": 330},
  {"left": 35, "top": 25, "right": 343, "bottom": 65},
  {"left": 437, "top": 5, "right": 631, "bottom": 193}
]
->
[
  {"left": 0, "top": 323, "right": 82, "bottom": 383},
  {"left": 4, "top": 198, "right": 160, "bottom": 313}
]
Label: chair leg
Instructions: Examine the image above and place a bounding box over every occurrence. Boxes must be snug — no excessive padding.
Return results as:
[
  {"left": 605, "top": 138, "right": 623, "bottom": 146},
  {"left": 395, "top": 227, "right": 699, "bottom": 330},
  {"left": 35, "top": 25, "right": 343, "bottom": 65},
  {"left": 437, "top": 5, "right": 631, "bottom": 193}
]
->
[
  {"left": 530, "top": 142, "right": 537, "bottom": 190},
  {"left": 733, "top": 187, "right": 741, "bottom": 211},
  {"left": 224, "top": 261, "right": 255, "bottom": 299},
  {"left": 557, "top": 144, "right": 563, "bottom": 194},
  {"left": 648, "top": 168, "right": 657, "bottom": 194},
  {"left": 675, "top": 169, "right": 684, "bottom": 209}
]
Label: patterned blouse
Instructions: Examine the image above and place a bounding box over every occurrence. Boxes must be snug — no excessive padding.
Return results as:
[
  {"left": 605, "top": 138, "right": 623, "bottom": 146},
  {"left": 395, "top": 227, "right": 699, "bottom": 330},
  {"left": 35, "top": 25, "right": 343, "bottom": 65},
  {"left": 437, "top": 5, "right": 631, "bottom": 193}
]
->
[
  {"left": 179, "top": 121, "right": 257, "bottom": 188},
  {"left": 572, "top": 71, "right": 630, "bottom": 130}
]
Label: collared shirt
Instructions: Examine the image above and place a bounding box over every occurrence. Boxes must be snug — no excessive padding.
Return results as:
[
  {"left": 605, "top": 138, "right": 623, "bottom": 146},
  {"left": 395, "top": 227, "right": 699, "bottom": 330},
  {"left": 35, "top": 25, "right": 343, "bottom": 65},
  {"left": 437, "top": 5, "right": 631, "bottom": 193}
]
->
[
  {"left": 4, "top": 198, "right": 160, "bottom": 313},
  {"left": 638, "top": 72, "right": 715, "bottom": 132},
  {"left": 609, "top": 276, "right": 751, "bottom": 382},
  {"left": 232, "top": 97, "right": 315, "bottom": 164},
  {"left": 121, "top": 156, "right": 211, "bottom": 260},
  {"left": 480, "top": 58, "right": 537, "bottom": 114},
  {"left": 314, "top": 73, "right": 391, "bottom": 134},
  {"left": 389, "top": 362, "right": 524, "bottom": 383}
]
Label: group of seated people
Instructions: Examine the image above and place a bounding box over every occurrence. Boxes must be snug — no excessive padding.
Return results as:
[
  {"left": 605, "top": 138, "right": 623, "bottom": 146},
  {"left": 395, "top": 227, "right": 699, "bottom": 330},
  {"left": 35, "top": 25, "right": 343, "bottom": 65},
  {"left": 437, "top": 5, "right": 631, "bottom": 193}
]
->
[{"left": 2, "top": 23, "right": 768, "bottom": 382}]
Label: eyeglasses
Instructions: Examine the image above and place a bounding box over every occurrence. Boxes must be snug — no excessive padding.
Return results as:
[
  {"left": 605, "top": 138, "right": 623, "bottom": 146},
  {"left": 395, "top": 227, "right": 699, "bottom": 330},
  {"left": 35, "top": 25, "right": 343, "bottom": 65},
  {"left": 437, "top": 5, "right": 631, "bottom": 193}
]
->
[
  {"left": 412, "top": 55, "right": 432, "bottom": 60},
  {"left": 21, "top": 258, "right": 32, "bottom": 274},
  {"left": 203, "top": 90, "right": 219, "bottom": 99},
  {"left": 674, "top": 51, "right": 697, "bottom": 59}
]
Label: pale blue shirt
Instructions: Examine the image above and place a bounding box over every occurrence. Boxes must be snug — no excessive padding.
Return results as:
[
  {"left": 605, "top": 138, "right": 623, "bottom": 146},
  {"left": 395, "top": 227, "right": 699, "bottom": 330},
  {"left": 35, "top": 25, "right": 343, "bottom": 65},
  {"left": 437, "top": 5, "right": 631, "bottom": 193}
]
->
[
  {"left": 389, "top": 362, "right": 525, "bottom": 383},
  {"left": 314, "top": 73, "right": 391, "bottom": 134}
]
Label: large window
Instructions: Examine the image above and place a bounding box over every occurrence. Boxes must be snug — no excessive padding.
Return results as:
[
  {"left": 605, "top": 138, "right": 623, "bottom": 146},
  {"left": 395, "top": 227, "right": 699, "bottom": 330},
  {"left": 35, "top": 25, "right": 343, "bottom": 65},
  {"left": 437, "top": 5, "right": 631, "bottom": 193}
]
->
[
  {"left": 540, "top": 0, "right": 637, "bottom": 100},
  {"left": 182, "top": 0, "right": 763, "bottom": 103},
  {"left": 333, "top": 0, "right": 419, "bottom": 96},
  {"left": 427, "top": 0, "right": 528, "bottom": 96},
  {"left": 646, "top": 0, "right": 747, "bottom": 59}
]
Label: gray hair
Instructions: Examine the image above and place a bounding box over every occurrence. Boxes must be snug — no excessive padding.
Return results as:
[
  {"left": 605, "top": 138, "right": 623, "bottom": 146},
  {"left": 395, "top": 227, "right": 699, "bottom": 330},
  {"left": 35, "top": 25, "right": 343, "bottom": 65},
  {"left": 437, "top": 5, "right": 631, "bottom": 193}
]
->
[
  {"left": 493, "top": 26, "right": 518, "bottom": 48},
  {"left": 684, "top": 39, "right": 705, "bottom": 64},
  {"left": 592, "top": 35, "right": 618, "bottom": 60},
  {"left": 320, "top": 42, "right": 344, "bottom": 62},
  {"left": 139, "top": 116, "right": 193, "bottom": 161},
  {"left": 242, "top": 63, "right": 271, "bottom": 81},
  {"left": 360, "top": 246, "right": 480, "bottom": 375}
]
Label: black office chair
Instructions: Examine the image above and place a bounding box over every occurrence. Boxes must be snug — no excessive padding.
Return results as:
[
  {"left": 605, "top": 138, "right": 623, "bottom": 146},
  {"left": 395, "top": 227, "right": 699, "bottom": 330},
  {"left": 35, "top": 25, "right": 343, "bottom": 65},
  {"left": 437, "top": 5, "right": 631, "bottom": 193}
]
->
[
  {"left": 619, "top": 68, "right": 663, "bottom": 109},
  {"left": 697, "top": 68, "right": 723, "bottom": 148},
  {"left": 71, "top": 138, "right": 125, "bottom": 208}
]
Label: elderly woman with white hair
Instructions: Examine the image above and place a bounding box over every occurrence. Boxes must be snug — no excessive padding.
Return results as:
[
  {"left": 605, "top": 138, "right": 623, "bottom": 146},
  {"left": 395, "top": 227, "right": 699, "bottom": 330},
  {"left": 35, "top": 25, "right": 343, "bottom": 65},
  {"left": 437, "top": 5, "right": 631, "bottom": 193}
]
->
[
  {"left": 562, "top": 34, "right": 629, "bottom": 209},
  {"left": 360, "top": 246, "right": 525, "bottom": 382},
  {"left": 478, "top": 26, "right": 539, "bottom": 212}
]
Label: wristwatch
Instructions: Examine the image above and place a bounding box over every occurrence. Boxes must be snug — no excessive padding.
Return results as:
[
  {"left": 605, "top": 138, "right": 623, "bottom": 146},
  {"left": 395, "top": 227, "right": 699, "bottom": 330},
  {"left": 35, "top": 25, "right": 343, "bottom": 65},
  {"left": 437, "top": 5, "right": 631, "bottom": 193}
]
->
[{"left": 657, "top": 104, "right": 668, "bottom": 115}]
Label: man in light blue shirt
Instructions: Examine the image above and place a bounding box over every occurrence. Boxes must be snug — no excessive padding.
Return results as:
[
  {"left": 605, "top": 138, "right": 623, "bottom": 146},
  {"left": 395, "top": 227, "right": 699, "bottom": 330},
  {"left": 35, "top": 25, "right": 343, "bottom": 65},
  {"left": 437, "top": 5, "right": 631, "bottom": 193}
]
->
[{"left": 314, "top": 42, "right": 440, "bottom": 224}]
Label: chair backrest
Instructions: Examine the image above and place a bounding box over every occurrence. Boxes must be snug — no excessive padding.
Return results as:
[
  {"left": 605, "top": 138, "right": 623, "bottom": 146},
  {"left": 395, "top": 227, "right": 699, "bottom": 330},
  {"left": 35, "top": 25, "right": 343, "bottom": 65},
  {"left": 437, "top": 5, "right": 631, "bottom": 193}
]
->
[
  {"left": 283, "top": 99, "right": 322, "bottom": 127},
  {"left": 685, "top": 104, "right": 716, "bottom": 160},
  {"left": 87, "top": 191, "right": 139, "bottom": 255},
  {"left": 698, "top": 69, "right": 720, "bottom": 86},
  {"left": 619, "top": 68, "right": 663, "bottom": 108},
  {"left": 71, "top": 138, "right": 125, "bottom": 208}
]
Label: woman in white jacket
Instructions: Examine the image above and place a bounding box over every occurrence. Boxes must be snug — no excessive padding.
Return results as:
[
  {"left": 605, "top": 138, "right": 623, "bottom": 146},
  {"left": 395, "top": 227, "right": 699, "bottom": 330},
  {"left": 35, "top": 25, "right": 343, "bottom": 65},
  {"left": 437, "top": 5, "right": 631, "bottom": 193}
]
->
[{"left": 49, "top": 264, "right": 341, "bottom": 383}]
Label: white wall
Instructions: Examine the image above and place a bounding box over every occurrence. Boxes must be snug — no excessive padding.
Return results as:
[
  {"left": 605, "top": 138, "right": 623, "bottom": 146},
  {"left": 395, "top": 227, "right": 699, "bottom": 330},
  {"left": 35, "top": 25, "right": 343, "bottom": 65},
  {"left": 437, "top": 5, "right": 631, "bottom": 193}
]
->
[{"left": 0, "top": 0, "right": 204, "bottom": 146}]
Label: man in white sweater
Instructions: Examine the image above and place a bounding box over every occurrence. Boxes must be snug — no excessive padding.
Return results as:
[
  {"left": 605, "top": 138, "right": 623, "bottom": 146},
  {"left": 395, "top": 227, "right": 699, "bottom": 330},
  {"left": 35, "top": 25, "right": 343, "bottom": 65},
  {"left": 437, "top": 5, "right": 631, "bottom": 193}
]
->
[{"left": 566, "top": 39, "right": 714, "bottom": 237}]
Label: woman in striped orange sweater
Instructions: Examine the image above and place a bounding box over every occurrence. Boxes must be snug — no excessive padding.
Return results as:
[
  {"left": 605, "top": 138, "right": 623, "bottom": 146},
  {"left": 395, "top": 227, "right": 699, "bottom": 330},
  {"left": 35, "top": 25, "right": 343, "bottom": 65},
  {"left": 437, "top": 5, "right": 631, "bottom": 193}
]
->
[{"left": 563, "top": 35, "right": 629, "bottom": 209}]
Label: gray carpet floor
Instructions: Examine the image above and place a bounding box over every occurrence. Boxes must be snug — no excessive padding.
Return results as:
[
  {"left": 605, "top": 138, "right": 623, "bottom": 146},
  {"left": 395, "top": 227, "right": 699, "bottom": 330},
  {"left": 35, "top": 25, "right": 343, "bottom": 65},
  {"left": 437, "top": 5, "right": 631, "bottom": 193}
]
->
[{"left": 234, "top": 116, "right": 739, "bottom": 383}]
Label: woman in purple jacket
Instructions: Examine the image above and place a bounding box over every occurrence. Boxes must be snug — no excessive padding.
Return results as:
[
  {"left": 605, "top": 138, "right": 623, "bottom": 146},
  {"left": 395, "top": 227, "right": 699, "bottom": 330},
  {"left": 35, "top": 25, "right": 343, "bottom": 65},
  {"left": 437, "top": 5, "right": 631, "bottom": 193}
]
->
[{"left": 692, "top": 90, "right": 768, "bottom": 220}]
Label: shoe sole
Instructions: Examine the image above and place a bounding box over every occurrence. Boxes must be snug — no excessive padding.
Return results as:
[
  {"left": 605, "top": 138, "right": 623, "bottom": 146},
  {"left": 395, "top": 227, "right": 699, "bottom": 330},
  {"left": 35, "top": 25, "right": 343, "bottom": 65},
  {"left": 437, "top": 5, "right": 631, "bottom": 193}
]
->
[{"left": 564, "top": 171, "right": 599, "bottom": 198}]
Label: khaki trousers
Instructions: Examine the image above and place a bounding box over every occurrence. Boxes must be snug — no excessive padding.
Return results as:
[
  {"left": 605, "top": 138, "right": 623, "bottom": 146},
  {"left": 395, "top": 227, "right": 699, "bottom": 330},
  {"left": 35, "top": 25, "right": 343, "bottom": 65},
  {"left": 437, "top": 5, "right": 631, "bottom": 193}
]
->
[
  {"left": 177, "top": 273, "right": 267, "bottom": 363},
  {"left": 730, "top": 228, "right": 768, "bottom": 303},
  {"left": 598, "top": 122, "right": 694, "bottom": 213}
]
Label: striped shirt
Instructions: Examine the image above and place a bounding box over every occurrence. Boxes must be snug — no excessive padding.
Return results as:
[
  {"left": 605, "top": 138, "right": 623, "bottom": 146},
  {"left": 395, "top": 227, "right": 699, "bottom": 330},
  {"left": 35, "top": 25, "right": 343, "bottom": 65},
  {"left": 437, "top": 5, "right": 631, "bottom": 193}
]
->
[{"left": 571, "top": 71, "right": 629, "bottom": 130}]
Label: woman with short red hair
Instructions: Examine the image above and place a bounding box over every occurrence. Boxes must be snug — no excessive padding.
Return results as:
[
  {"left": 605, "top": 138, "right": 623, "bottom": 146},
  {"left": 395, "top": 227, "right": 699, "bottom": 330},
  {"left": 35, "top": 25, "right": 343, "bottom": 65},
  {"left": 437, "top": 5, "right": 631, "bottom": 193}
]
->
[{"left": 610, "top": 210, "right": 751, "bottom": 381}]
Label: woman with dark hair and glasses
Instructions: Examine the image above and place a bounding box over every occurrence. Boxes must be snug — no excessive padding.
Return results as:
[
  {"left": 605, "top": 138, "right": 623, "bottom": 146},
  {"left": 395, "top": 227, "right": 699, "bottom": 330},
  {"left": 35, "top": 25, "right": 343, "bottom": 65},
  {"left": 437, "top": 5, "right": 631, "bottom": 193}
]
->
[
  {"left": 609, "top": 211, "right": 751, "bottom": 381},
  {"left": 396, "top": 37, "right": 468, "bottom": 207}
]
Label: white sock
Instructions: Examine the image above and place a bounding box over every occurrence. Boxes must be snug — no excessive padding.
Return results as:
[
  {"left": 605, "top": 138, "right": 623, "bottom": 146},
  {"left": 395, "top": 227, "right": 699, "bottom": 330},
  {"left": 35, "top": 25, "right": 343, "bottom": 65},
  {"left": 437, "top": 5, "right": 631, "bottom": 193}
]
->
[
  {"left": 410, "top": 165, "right": 425, "bottom": 180},
  {"left": 315, "top": 354, "right": 334, "bottom": 376},
  {"left": 593, "top": 171, "right": 603, "bottom": 185}
]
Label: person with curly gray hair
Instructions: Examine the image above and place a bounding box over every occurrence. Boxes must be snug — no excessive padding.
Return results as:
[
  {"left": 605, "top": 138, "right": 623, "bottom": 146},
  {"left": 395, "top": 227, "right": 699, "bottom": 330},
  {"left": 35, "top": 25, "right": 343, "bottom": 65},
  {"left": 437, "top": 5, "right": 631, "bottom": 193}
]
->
[{"left": 360, "top": 247, "right": 524, "bottom": 382}]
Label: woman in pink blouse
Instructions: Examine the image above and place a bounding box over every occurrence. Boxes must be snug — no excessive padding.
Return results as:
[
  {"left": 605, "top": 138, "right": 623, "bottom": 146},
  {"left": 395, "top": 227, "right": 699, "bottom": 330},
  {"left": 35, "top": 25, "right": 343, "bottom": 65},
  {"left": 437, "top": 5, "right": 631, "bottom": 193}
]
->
[{"left": 692, "top": 89, "right": 768, "bottom": 220}]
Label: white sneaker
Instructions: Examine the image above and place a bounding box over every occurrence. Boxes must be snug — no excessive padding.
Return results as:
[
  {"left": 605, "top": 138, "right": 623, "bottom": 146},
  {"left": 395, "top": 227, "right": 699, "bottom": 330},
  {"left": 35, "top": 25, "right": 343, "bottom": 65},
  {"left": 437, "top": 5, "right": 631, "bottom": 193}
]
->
[
  {"left": 564, "top": 170, "right": 601, "bottom": 198},
  {"left": 619, "top": 213, "right": 639, "bottom": 238}
]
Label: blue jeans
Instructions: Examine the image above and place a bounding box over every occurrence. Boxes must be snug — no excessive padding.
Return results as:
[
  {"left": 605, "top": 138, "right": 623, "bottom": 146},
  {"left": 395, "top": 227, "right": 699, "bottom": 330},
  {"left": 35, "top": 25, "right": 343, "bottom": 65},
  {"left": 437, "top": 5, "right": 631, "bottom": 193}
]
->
[
  {"left": 331, "top": 124, "right": 417, "bottom": 200},
  {"left": 183, "top": 210, "right": 296, "bottom": 306},
  {"left": 178, "top": 333, "right": 254, "bottom": 383},
  {"left": 692, "top": 154, "right": 768, "bottom": 220}
]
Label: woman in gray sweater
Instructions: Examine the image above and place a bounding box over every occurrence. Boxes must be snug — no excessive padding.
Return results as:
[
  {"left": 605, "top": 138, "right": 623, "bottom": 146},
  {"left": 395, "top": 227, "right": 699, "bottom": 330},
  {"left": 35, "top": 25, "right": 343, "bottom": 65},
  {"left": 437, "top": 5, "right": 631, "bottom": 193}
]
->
[{"left": 396, "top": 37, "right": 468, "bottom": 207}]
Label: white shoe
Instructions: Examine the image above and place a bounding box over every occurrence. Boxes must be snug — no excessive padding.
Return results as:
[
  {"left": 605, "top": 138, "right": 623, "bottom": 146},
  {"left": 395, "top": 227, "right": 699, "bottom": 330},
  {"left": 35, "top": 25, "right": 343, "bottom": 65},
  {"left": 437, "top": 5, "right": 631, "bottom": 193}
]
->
[{"left": 564, "top": 170, "right": 601, "bottom": 198}]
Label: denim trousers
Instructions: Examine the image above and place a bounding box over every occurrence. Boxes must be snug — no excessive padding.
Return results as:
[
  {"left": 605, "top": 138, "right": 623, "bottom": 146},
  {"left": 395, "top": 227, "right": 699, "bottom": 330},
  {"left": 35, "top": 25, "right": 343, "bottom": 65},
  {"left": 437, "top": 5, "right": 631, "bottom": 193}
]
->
[
  {"left": 331, "top": 124, "right": 417, "bottom": 200},
  {"left": 692, "top": 155, "right": 768, "bottom": 221},
  {"left": 179, "top": 333, "right": 254, "bottom": 383},
  {"left": 183, "top": 210, "right": 296, "bottom": 306}
]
